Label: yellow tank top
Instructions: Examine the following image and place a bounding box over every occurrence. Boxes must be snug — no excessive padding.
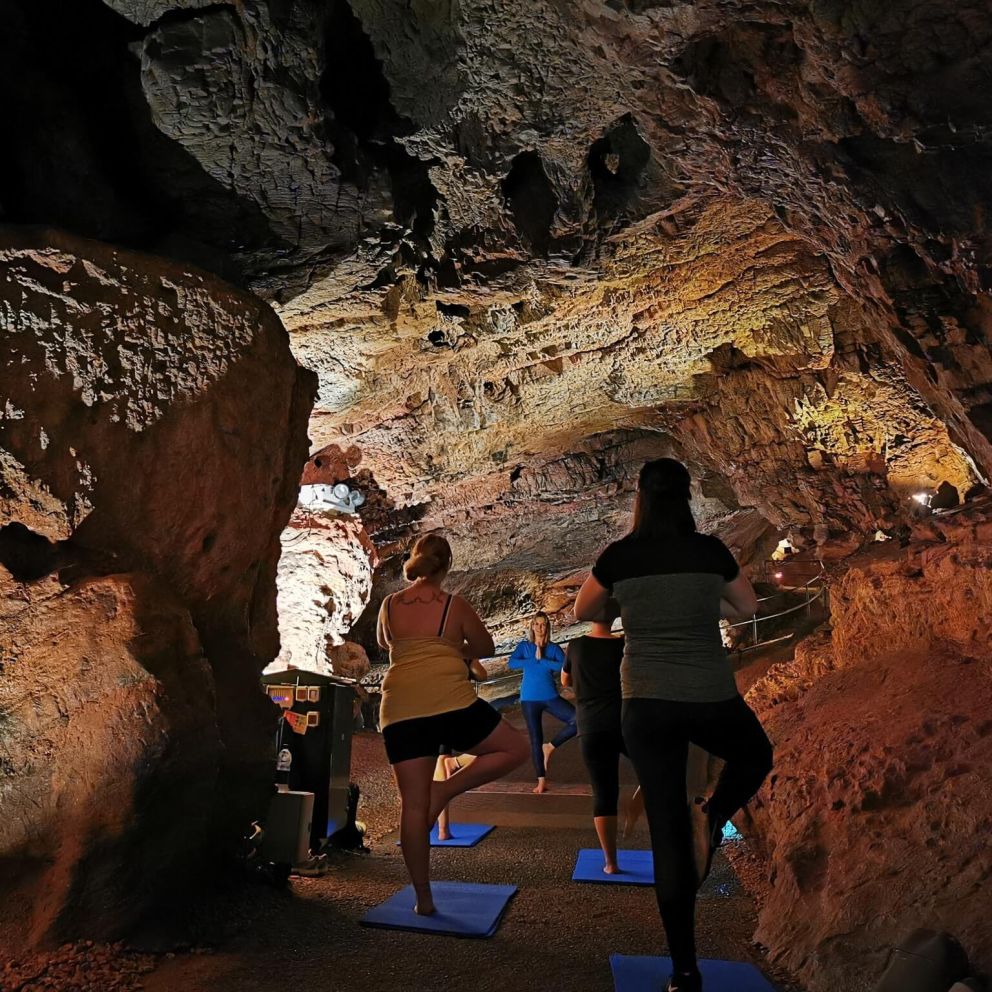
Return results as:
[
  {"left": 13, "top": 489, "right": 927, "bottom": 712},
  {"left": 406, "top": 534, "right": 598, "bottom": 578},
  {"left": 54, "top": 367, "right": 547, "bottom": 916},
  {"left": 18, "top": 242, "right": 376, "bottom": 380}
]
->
[
  {"left": 379, "top": 637, "right": 478, "bottom": 728},
  {"left": 378, "top": 593, "right": 477, "bottom": 728}
]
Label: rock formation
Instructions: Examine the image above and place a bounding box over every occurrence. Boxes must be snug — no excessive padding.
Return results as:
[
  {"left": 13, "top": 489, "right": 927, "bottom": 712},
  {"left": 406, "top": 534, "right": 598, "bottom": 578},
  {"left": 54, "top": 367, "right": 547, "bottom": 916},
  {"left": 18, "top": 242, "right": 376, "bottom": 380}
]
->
[
  {"left": 745, "top": 499, "right": 992, "bottom": 990},
  {"left": 274, "top": 508, "right": 377, "bottom": 674},
  {"left": 3, "top": 0, "right": 992, "bottom": 985},
  {"left": 0, "top": 228, "right": 315, "bottom": 952}
]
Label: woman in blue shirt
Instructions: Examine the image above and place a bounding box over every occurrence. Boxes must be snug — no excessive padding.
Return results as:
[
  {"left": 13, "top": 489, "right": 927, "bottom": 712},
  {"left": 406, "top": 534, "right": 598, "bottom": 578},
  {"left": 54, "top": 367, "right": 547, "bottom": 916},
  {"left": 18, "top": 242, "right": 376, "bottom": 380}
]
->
[{"left": 508, "top": 612, "right": 577, "bottom": 793}]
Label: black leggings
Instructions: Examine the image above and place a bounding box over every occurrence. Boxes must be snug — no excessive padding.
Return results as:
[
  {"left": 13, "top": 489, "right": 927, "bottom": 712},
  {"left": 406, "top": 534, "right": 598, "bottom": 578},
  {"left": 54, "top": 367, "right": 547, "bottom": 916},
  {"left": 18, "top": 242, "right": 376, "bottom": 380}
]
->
[
  {"left": 622, "top": 695, "right": 773, "bottom": 975},
  {"left": 579, "top": 730, "right": 626, "bottom": 817}
]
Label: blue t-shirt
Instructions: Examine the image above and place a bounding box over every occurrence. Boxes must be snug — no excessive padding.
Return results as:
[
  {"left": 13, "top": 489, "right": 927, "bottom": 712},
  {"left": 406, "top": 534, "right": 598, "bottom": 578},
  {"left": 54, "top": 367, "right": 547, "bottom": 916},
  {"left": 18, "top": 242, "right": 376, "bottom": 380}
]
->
[{"left": 507, "top": 641, "right": 567, "bottom": 701}]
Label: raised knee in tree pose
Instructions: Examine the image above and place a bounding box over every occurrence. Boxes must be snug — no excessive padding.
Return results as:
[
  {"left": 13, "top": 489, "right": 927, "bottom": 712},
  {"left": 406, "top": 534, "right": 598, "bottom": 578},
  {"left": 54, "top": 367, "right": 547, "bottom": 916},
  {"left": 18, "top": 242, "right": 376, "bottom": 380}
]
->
[
  {"left": 508, "top": 612, "right": 577, "bottom": 794},
  {"left": 575, "top": 459, "right": 773, "bottom": 992},
  {"left": 378, "top": 534, "right": 528, "bottom": 915}
]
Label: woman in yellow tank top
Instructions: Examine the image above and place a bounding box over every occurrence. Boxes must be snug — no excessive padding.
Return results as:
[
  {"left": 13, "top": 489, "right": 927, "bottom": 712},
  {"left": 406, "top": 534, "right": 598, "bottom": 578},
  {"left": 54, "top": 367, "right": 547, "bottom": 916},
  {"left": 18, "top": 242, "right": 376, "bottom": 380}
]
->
[{"left": 377, "top": 533, "right": 528, "bottom": 915}]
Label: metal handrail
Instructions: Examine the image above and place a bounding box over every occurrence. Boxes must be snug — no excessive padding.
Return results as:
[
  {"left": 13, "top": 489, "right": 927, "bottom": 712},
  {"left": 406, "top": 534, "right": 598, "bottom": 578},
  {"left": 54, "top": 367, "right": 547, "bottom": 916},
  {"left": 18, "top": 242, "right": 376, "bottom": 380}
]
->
[{"left": 474, "top": 561, "right": 827, "bottom": 691}]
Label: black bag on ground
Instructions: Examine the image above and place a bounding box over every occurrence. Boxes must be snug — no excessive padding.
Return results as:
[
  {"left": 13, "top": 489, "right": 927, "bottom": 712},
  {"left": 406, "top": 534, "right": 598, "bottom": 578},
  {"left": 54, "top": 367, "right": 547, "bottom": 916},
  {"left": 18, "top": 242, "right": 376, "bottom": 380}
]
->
[{"left": 874, "top": 929, "right": 969, "bottom": 992}]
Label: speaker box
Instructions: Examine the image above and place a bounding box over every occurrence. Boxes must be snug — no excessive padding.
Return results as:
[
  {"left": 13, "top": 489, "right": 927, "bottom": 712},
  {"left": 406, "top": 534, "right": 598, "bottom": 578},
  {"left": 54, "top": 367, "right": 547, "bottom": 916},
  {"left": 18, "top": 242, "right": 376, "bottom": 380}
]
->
[{"left": 262, "top": 671, "right": 356, "bottom": 851}]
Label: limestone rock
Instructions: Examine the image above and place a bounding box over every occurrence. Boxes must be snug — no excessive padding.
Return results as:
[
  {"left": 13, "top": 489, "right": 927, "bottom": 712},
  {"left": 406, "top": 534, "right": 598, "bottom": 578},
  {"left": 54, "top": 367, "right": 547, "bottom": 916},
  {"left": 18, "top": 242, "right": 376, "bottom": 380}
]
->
[
  {"left": 745, "top": 501, "right": 992, "bottom": 990},
  {"left": 327, "top": 641, "right": 371, "bottom": 681},
  {"left": 0, "top": 572, "right": 214, "bottom": 949},
  {"left": 0, "top": 227, "right": 316, "bottom": 952},
  {"left": 274, "top": 509, "right": 377, "bottom": 674}
]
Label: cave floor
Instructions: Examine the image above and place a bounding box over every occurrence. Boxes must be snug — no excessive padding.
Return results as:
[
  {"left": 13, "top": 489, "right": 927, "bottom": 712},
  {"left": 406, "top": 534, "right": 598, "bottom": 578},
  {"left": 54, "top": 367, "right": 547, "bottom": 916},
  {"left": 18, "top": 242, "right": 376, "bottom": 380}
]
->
[
  {"left": 144, "top": 727, "right": 808, "bottom": 992},
  {"left": 144, "top": 828, "right": 806, "bottom": 992}
]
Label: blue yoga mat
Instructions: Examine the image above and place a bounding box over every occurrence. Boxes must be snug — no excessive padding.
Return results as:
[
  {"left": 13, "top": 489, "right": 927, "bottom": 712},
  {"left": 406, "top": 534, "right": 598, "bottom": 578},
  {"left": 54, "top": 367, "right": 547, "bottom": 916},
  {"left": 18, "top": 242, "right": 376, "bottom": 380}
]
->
[
  {"left": 611, "top": 954, "right": 777, "bottom": 991},
  {"left": 572, "top": 849, "right": 654, "bottom": 885},
  {"left": 396, "top": 823, "right": 496, "bottom": 848},
  {"left": 360, "top": 881, "right": 517, "bottom": 937}
]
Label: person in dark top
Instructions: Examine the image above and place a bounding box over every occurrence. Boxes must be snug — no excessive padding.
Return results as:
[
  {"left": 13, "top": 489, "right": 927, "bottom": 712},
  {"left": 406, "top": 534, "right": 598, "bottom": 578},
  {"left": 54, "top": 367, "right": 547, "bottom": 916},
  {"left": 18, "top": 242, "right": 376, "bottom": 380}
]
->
[
  {"left": 507, "top": 612, "right": 577, "bottom": 794},
  {"left": 561, "top": 599, "right": 643, "bottom": 874},
  {"left": 574, "top": 457, "right": 772, "bottom": 992}
]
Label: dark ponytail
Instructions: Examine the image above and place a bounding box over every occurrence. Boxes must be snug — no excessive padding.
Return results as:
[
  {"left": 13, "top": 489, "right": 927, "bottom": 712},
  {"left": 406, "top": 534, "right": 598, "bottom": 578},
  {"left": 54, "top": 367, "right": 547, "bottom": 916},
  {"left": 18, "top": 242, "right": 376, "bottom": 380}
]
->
[{"left": 631, "top": 458, "right": 696, "bottom": 540}]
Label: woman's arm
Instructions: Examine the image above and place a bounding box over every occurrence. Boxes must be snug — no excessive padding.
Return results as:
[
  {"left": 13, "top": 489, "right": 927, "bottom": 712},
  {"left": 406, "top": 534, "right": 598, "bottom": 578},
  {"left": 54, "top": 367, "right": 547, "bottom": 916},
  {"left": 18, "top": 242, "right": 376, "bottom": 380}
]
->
[
  {"left": 467, "top": 658, "right": 488, "bottom": 681},
  {"left": 547, "top": 642, "right": 567, "bottom": 671},
  {"left": 560, "top": 647, "right": 572, "bottom": 688},
  {"left": 506, "top": 640, "right": 530, "bottom": 670},
  {"left": 376, "top": 598, "right": 390, "bottom": 649},
  {"left": 574, "top": 573, "right": 610, "bottom": 621},
  {"left": 454, "top": 597, "right": 496, "bottom": 659},
  {"left": 721, "top": 574, "right": 759, "bottom": 619}
]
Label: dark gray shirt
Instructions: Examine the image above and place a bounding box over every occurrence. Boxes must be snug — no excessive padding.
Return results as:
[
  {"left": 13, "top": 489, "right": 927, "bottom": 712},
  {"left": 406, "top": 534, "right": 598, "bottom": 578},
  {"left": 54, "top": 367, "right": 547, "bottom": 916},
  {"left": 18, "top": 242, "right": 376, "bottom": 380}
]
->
[
  {"left": 592, "top": 532, "right": 739, "bottom": 703},
  {"left": 562, "top": 635, "right": 625, "bottom": 735}
]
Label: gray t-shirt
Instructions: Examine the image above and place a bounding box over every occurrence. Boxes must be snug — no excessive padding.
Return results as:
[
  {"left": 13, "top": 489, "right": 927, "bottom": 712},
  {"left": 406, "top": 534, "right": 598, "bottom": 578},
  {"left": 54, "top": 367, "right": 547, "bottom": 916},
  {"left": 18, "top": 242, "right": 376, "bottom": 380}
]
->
[{"left": 592, "top": 532, "right": 740, "bottom": 703}]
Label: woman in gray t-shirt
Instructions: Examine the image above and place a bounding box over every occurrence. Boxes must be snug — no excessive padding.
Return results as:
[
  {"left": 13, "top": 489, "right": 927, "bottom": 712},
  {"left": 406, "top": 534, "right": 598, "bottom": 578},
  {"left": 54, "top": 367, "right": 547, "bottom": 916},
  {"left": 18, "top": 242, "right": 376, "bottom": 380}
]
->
[{"left": 575, "top": 458, "right": 772, "bottom": 992}]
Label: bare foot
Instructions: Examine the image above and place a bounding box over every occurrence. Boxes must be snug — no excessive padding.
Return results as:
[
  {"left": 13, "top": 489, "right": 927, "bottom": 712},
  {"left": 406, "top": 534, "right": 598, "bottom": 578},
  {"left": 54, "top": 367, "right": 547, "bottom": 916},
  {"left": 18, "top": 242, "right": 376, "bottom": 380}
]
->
[
  {"left": 603, "top": 863, "right": 620, "bottom": 875},
  {"left": 542, "top": 742, "right": 554, "bottom": 771},
  {"left": 414, "top": 884, "right": 435, "bottom": 916},
  {"left": 436, "top": 829, "right": 452, "bottom": 841},
  {"left": 533, "top": 778, "right": 548, "bottom": 794}
]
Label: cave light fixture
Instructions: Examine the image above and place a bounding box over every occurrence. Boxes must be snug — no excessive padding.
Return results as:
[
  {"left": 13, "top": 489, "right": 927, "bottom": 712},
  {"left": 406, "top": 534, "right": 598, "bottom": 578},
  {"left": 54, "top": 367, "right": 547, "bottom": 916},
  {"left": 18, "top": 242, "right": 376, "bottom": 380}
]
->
[
  {"left": 912, "top": 491, "right": 933, "bottom": 508},
  {"left": 298, "top": 483, "right": 366, "bottom": 515}
]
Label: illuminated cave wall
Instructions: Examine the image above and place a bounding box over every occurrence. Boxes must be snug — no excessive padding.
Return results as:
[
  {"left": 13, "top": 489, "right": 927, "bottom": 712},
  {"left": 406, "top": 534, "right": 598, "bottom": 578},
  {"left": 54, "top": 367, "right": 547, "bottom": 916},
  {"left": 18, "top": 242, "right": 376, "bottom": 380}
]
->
[{"left": 2, "top": 0, "right": 992, "bottom": 984}]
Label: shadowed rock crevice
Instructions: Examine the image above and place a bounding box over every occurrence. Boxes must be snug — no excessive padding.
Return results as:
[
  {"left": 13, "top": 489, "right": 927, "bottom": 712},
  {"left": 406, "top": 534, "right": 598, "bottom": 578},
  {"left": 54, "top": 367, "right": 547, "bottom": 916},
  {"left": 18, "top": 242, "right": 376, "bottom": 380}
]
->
[
  {"left": 0, "top": 523, "right": 61, "bottom": 583},
  {"left": 588, "top": 114, "right": 651, "bottom": 222},
  {"left": 0, "top": 0, "right": 285, "bottom": 283},
  {"left": 502, "top": 151, "right": 558, "bottom": 255}
]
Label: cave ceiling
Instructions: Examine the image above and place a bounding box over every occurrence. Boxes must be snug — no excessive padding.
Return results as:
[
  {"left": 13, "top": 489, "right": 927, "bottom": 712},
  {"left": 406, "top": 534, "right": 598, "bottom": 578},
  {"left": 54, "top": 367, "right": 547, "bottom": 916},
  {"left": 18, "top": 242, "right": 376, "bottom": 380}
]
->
[{"left": 6, "top": 0, "right": 992, "bottom": 581}]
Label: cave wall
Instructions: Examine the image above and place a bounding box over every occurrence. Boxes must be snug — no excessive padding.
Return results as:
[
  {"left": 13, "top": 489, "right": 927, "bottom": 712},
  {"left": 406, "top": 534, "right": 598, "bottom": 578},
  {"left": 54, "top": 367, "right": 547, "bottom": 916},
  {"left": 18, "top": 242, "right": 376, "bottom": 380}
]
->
[
  {"left": 744, "top": 500, "right": 992, "bottom": 990},
  {"left": 3, "top": 0, "right": 992, "bottom": 985},
  {"left": 0, "top": 228, "right": 316, "bottom": 951},
  {"left": 274, "top": 507, "right": 377, "bottom": 674}
]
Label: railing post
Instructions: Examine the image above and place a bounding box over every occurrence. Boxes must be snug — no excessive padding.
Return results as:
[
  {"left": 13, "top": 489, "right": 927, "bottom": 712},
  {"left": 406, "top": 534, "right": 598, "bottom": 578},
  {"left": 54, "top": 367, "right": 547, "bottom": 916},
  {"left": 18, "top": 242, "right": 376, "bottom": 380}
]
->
[{"left": 752, "top": 614, "right": 759, "bottom": 648}]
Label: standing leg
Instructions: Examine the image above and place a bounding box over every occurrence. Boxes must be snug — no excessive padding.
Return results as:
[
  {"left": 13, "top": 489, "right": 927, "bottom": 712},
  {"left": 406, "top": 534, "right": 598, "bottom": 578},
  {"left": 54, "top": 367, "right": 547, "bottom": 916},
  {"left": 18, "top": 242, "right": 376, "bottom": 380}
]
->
[
  {"left": 521, "top": 701, "right": 550, "bottom": 792},
  {"left": 542, "top": 694, "right": 578, "bottom": 779},
  {"left": 434, "top": 756, "right": 452, "bottom": 841},
  {"left": 623, "top": 698, "right": 699, "bottom": 982},
  {"left": 581, "top": 731, "right": 623, "bottom": 873},
  {"left": 429, "top": 720, "right": 529, "bottom": 823},
  {"left": 393, "top": 756, "right": 440, "bottom": 915}
]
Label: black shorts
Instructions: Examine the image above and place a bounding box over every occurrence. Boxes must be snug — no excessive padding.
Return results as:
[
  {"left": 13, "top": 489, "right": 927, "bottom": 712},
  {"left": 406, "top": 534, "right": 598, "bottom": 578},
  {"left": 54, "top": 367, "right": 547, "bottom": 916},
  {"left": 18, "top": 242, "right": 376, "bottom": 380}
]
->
[{"left": 382, "top": 699, "right": 502, "bottom": 765}]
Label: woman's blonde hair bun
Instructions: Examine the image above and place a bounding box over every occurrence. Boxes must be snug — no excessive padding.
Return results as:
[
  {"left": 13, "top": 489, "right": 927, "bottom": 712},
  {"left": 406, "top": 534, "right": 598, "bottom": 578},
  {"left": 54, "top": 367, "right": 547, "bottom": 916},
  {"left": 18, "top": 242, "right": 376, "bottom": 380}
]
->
[{"left": 403, "top": 533, "right": 453, "bottom": 581}]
